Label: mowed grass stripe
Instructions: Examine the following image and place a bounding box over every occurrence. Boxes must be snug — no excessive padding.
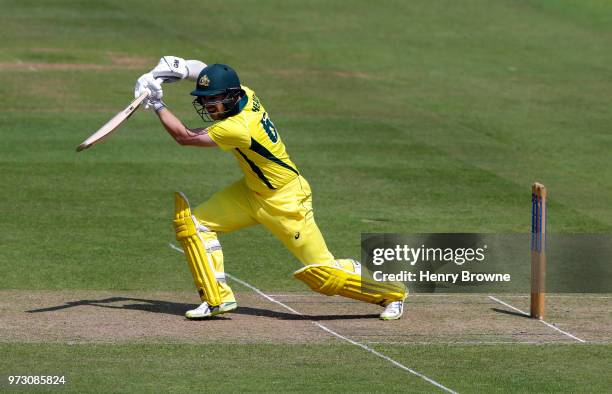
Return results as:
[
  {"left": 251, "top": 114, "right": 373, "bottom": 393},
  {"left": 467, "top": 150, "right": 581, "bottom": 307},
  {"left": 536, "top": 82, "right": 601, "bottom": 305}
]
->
[
  {"left": 0, "top": 343, "right": 440, "bottom": 393},
  {"left": 382, "top": 119, "right": 611, "bottom": 232},
  {"left": 1, "top": 343, "right": 610, "bottom": 393}
]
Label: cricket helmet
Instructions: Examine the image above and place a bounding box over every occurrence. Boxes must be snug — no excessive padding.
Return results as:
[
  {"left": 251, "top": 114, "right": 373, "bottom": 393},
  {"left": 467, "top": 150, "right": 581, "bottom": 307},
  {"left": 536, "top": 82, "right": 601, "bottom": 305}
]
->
[{"left": 191, "top": 64, "right": 245, "bottom": 122}]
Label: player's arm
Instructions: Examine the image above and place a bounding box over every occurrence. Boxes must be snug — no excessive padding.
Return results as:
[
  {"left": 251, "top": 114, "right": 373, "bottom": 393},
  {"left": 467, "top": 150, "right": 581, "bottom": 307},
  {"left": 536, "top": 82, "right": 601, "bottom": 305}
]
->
[
  {"left": 155, "top": 107, "right": 217, "bottom": 147},
  {"left": 134, "top": 61, "right": 216, "bottom": 147}
]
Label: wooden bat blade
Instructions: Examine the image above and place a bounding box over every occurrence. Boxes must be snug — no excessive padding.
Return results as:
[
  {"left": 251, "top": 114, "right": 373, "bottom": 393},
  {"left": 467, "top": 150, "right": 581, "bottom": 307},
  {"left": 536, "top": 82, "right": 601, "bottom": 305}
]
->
[{"left": 76, "top": 90, "right": 150, "bottom": 152}]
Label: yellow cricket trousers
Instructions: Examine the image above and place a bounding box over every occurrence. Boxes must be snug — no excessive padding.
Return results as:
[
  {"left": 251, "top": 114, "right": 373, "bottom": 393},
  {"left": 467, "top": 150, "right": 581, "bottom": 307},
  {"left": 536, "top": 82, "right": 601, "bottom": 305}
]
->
[{"left": 192, "top": 175, "right": 335, "bottom": 302}]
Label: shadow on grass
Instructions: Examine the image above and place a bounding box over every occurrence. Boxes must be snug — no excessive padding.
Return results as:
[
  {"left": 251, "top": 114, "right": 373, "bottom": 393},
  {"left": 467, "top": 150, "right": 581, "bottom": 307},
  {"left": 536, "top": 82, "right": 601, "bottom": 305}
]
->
[
  {"left": 26, "top": 297, "right": 379, "bottom": 320},
  {"left": 491, "top": 307, "right": 530, "bottom": 318}
]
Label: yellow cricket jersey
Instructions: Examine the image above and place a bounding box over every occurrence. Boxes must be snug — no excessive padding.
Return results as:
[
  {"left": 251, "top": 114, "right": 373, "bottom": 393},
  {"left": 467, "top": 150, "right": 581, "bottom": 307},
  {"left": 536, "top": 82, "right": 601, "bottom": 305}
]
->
[{"left": 207, "top": 86, "right": 300, "bottom": 194}]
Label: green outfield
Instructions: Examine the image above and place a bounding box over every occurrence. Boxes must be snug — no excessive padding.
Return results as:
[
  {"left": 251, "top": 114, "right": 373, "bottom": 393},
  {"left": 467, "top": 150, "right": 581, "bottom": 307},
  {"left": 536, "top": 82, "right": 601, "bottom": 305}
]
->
[
  {"left": 1, "top": 0, "right": 611, "bottom": 392},
  {"left": 2, "top": 343, "right": 610, "bottom": 393}
]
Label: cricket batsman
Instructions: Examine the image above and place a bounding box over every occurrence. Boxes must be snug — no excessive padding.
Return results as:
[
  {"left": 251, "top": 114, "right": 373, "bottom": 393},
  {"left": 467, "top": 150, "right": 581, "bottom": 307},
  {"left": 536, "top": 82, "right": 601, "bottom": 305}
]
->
[{"left": 134, "top": 56, "right": 406, "bottom": 320}]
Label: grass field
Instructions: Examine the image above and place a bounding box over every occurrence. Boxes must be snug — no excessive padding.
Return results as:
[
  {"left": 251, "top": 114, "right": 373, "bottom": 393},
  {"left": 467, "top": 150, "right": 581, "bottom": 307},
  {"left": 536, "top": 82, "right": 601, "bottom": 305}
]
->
[{"left": 1, "top": 0, "right": 611, "bottom": 392}]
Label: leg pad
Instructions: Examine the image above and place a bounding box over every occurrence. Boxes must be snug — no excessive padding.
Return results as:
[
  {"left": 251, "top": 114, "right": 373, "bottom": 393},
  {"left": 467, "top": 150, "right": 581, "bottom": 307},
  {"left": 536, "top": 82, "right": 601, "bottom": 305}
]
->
[
  {"left": 174, "top": 192, "right": 221, "bottom": 306},
  {"left": 294, "top": 260, "right": 406, "bottom": 305}
]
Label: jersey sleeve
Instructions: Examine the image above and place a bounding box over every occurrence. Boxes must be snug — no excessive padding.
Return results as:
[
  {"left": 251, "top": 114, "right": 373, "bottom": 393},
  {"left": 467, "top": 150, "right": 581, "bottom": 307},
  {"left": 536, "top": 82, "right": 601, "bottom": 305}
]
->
[{"left": 207, "top": 118, "right": 251, "bottom": 150}]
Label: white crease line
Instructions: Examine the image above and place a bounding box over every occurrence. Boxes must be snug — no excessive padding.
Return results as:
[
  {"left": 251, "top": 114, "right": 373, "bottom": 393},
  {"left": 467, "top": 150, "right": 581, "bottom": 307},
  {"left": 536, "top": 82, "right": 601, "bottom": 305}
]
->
[
  {"left": 365, "top": 341, "right": 544, "bottom": 345},
  {"left": 379, "top": 341, "right": 610, "bottom": 345},
  {"left": 266, "top": 293, "right": 331, "bottom": 297},
  {"left": 168, "top": 243, "right": 185, "bottom": 253},
  {"left": 266, "top": 293, "right": 612, "bottom": 300},
  {"left": 499, "top": 295, "right": 612, "bottom": 299},
  {"left": 169, "top": 243, "right": 457, "bottom": 394},
  {"left": 488, "top": 296, "right": 586, "bottom": 343},
  {"left": 228, "top": 272, "right": 458, "bottom": 393}
]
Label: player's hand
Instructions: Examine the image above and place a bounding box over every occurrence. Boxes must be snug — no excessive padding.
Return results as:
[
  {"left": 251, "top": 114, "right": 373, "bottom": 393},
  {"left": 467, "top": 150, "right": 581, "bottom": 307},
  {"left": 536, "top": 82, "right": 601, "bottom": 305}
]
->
[
  {"left": 134, "top": 73, "right": 164, "bottom": 110},
  {"left": 134, "top": 72, "right": 150, "bottom": 98},
  {"left": 151, "top": 56, "right": 188, "bottom": 83}
]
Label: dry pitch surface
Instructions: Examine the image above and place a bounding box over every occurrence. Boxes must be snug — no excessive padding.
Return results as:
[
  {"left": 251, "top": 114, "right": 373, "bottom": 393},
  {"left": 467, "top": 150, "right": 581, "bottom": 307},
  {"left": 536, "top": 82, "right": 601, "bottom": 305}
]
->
[{"left": 2, "top": 290, "right": 609, "bottom": 345}]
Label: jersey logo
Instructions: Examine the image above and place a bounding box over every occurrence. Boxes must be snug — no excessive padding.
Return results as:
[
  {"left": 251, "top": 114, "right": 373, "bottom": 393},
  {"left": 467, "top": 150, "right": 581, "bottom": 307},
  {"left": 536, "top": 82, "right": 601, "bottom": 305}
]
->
[
  {"left": 294, "top": 232, "right": 300, "bottom": 239},
  {"left": 261, "top": 112, "right": 278, "bottom": 143}
]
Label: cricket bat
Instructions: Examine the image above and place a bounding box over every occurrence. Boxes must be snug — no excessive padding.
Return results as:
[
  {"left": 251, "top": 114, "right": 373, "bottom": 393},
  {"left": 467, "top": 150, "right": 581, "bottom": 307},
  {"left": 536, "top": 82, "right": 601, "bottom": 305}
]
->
[{"left": 76, "top": 90, "right": 150, "bottom": 152}]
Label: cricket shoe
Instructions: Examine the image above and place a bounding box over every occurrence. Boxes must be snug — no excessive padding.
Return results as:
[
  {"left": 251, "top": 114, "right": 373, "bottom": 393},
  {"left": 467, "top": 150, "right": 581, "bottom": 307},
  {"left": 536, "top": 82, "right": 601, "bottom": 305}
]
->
[
  {"left": 380, "top": 301, "right": 404, "bottom": 321},
  {"left": 185, "top": 301, "right": 237, "bottom": 319}
]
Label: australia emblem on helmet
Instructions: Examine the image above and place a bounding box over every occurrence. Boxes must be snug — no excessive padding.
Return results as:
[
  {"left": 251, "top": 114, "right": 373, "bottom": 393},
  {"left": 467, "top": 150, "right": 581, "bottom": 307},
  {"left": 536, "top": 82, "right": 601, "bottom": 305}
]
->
[
  {"left": 191, "top": 64, "right": 242, "bottom": 97},
  {"left": 199, "top": 75, "right": 210, "bottom": 87}
]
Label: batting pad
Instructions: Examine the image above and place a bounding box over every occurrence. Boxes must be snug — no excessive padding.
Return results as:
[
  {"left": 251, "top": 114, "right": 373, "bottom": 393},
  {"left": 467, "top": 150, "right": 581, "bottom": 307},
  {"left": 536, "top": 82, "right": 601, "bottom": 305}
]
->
[
  {"left": 294, "top": 261, "right": 406, "bottom": 305},
  {"left": 174, "top": 192, "right": 221, "bottom": 306}
]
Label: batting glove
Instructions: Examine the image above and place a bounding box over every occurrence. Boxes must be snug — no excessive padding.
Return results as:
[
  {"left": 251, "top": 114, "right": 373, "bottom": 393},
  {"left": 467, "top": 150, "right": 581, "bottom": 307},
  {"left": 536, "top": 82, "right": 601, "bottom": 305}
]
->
[
  {"left": 151, "top": 56, "right": 189, "bottom": 83},
  {"left": 134, "top": 73, "right": 164, "bottom": 111}
]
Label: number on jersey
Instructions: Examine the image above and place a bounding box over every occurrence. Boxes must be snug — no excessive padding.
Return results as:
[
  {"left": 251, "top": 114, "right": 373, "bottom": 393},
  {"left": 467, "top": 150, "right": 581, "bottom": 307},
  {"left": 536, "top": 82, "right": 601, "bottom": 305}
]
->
[{"left": 261, "top": 113, "right": 279, "bottom": 143}]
